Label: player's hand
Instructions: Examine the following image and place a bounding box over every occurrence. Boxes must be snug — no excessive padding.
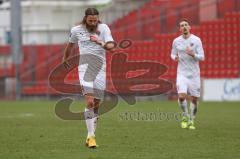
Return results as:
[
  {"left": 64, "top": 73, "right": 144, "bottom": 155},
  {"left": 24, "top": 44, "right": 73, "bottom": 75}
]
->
[
  {"left": 90, "top": 35, "right": 98, "bottom": 42},
  {"left": 103, "top": 41, "right": 117, "bottom": 52},
  {"left": 62, "top": 59, "right": 71, "bottom": 69},
  {"left": 90, "top": 35, "right": 104, "bottom": 46},
  {"left": 175, "top": 55, "right": 179, "bottom": 61},
  {"left": 186, "top": 46, "right": 195, "bottom": 57},
  {"left": 108, "top": 47, "right": 118, "bottom": 53}
]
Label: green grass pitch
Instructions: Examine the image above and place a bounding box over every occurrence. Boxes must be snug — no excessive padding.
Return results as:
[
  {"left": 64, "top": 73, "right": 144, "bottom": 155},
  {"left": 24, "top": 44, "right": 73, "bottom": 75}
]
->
[{"left": 0, "top": 100, "right": 240, "bottom": 159}]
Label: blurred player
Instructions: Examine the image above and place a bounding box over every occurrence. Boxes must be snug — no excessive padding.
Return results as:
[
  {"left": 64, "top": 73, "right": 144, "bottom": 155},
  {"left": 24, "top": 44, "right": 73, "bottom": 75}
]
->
[
  {"left": 171, "top": 19, "right": 205, "bottom": 130},
  {"left": 62, "top": 8, "right": 115, "bottom": 148}
]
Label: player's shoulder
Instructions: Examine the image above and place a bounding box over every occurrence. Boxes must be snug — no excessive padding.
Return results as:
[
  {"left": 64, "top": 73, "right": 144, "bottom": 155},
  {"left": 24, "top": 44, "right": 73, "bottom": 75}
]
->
[
  {"left": 173, "top": 35, "right": 182, "bottom": 42},
  {"left": 71, "top": 25, "right": 84, "bottom": 32},
  {"left": 191, "top": 34, "right": 201, "bottom": 41},
  {"left": 98, "top": 23, "right": 109, "bottom": 27},
  {"left": 98, "top": 23, "right": 110, "bottom": 30}
]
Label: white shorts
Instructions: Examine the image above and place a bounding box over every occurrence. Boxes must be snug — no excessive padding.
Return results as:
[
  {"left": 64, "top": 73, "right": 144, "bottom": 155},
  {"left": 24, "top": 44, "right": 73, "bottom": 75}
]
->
[
  {"left": 176, "top": 75, "right": 201, "bottom": 97},
  {"left": 78, "top": 63, "right": 106, "bottom": 99}
]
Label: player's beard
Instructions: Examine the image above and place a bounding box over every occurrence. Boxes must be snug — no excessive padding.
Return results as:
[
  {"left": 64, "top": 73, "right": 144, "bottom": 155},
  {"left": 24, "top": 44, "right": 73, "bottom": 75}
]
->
[
  {"left": 86, "top": 24, "right": 98, "bottom": 33},
  {"left": 183, "top": 28, "right": 188, "bottom": 35}
]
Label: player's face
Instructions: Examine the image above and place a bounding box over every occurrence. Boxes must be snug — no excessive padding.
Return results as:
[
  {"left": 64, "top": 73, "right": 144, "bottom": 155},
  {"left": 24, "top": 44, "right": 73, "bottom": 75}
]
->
[
  {"left": 179, "top": 21, "right": 191, "bottom": 35},
  {"left": 86, "top": 15, "right": 99, "bottom": 27}
]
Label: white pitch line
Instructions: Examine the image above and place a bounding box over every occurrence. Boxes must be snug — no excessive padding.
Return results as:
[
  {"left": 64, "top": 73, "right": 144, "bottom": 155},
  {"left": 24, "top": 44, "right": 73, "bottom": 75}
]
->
[{"left": 0, "top": 113, "right": 35, "bottom": 118}]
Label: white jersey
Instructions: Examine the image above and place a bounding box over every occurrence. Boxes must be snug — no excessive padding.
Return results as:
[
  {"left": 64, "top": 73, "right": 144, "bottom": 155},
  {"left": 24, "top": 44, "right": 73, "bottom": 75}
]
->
[
  {"left": 68, "top": 23, "right": 113, "bottom": 98},
  {"left": 69, "top": 23, "right": 114, "bottom": 66},
  {"left": 171, "top": 34, "right": 204, "bottom": 78}
]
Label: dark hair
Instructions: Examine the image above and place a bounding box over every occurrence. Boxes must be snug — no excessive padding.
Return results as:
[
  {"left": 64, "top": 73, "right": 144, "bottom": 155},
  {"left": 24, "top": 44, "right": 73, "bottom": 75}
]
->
[
  {"left": 85, "top": 8, "right": 99, "bottom": 16},
  {"left": 178, "top": 18, "right": 190, "bottom": 26},
  {"left": 81, "top": 8, "right": 101, "bottom": 25}
]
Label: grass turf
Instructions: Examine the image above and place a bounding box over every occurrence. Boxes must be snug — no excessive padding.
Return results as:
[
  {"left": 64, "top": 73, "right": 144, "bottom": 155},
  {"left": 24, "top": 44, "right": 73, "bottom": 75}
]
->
[{"left": 0, "top": 100, "right": 240, "bottom": 159}]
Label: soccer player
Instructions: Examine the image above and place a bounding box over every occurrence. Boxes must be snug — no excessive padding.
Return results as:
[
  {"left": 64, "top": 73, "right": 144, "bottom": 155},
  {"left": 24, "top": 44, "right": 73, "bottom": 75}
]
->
[
  {"left": 62, "top": 8, "right": 115, "bottom": 148},
  {"left": 171, "top": 19, "right": 205, "bottom": 130}
]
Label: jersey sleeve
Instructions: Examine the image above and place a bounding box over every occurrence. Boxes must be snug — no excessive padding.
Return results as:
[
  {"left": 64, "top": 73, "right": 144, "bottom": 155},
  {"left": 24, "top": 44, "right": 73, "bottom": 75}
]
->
[
  {"left": 103, "top": 25, "right": 114, "bottom": 42},
  {"left": 171, "top": 39, "right": 178, "bottom": 60},
  {"left": 69, "top": 28, "right": 78, "bottom": 43},
  {"left": 194, "top": 38, "right": 205, "bottom": 61}
]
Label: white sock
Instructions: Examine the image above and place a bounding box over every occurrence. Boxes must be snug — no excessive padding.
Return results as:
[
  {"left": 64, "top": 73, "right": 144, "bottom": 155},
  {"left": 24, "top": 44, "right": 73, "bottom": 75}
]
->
[
  {"left": 178, "top": 99, "right": 188, "bottom": 117},
  {"left": 84, "top": 108, "right": 95, "bottom": 138},
  {"left": 190, "top": 102, "right": 198, "bottom": 121},
  {"left": 93, "top": 107, "right": 99, "bottom": 133}
]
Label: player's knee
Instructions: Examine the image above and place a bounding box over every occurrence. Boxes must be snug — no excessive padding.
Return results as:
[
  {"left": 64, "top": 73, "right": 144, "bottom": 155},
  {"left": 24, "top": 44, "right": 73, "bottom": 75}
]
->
[
  {"left": 94, "top": 99, "right": 100, "bottom": 108},
  {"left": 85, "top": 98, "right": 94, "bottom": 108},
  {"left": 87, "top": 101, "right": 94, "bottom": 108},
  {"left": 85, "top": 94, "right": 95, "bottom": 108},
  {"left": 191, "top": 97, "right": 198, "bottom": 105},
  {"left": 179, "top": 98, "right": 185, "bottom": 103},
  {"left": 178, "top": 94, "right": 186, "bottom": 102}
]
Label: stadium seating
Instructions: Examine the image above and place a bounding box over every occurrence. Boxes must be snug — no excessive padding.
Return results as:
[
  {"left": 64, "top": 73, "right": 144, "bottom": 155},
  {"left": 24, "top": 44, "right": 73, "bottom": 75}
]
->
[
  {"left": 110, "top": 0, "right": 199, "bottom": 40},
  {"left": 0, "top": 1, "right": 239, "bottom": 96}
]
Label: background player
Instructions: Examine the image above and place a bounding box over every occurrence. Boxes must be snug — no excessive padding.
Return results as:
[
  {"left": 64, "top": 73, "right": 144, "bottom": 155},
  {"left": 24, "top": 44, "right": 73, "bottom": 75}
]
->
[{"left": 171, "top": 18, "right": 205, "bottom": 130}]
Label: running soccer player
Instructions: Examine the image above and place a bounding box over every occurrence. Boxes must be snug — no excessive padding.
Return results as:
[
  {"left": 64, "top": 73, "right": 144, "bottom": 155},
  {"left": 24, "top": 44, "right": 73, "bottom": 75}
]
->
[
  {"left": 62, "top": 8, "right": 115, "bottom": 148},
  {"left": 171, "top": 18, "right": 205, "bottom": 130}
]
